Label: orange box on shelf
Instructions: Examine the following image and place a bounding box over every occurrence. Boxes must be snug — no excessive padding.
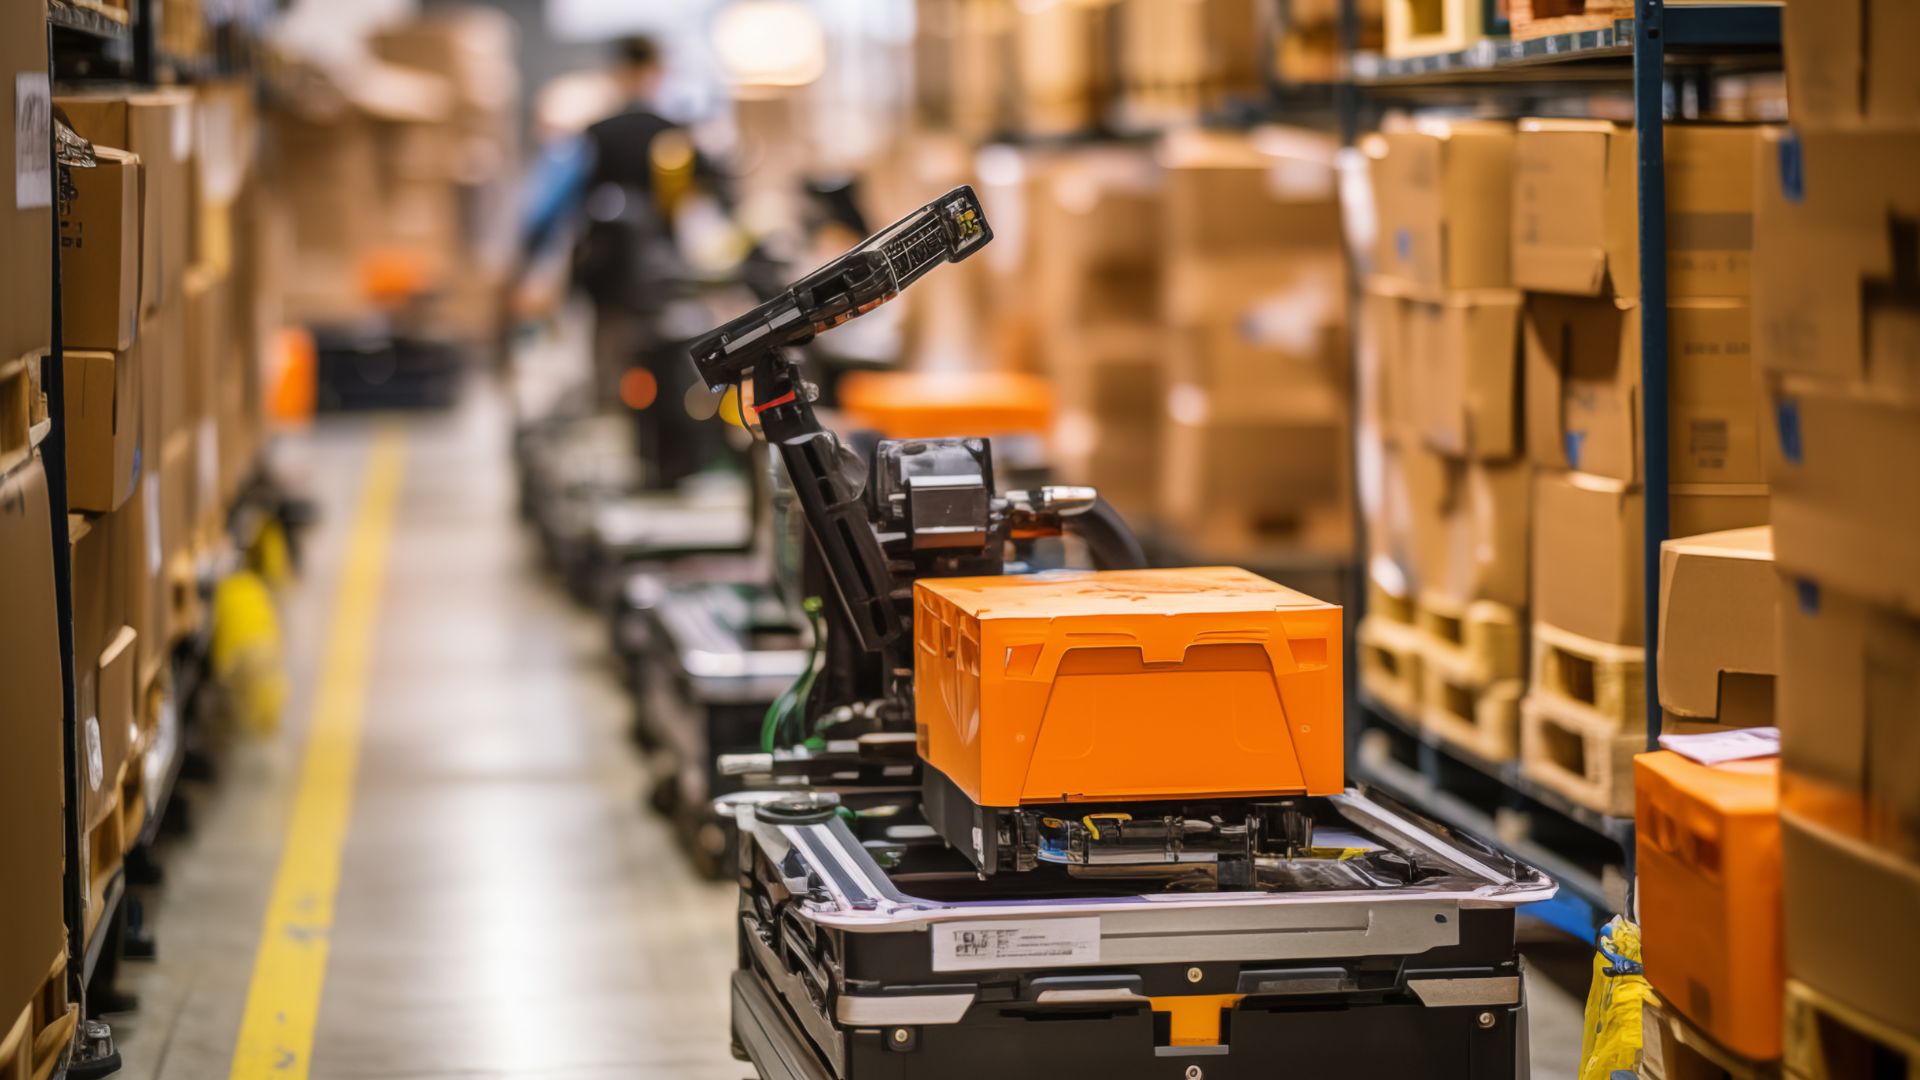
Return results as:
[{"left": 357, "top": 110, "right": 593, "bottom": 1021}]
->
[
  {"left": 1634, "top": 750, "right": 1783, "bottom": 1062},
  {"left": 913, "top": 567, "right": 1343, "bottom": 808}
]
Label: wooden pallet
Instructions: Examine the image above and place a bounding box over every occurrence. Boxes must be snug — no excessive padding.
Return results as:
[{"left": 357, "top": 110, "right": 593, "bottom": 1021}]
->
[
  {"left": 1520, "top": 691, "right": 1642, "bottom": 817},
  {"left": 1532, "top": 621, "right": 1647, "bottom": 727},
  {"left": 1360, "top": 614, "right": 1425, "bottom": 718},
  {"left": 1369, "top": 576, "right": 1417, "bottom": 627},
  {"left": 0, "top": 357, "right": 31, "bottom": 474},
  {"left": 1509, "top": 0, "right": 1630, "bottom": 39},
  {"left": 1417, "top": 592, "right": 1523, "bottom": 686},
  {"left": 1386, "top": 0, "right": 1493, "bottom": 58},
  {"left": 1421, "top": 669, "right": 1523, "bottom": 762},
  {"left": 1784, "top": 980, "right": 1920, "bottom": 1080},
  {"left": 0, "top": 951, "right": 77, "bottom": 1080},
  {"left": 1640, "top": 994, "right": 1780, "bottom": 1080},
  {"left": 83, "top": 771, "right": 128, "bottom": 942}
]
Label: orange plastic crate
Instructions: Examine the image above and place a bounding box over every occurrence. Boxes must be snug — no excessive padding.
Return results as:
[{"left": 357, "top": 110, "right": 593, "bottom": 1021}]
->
[
  {"left": 838, "top": 371, "right": 1054, "bottom": 440},
  {"left": 1635, "top": 750, "right": 1783, "bottom": 1061},
  {"left": 913, "top": 567, "right": 1343, "bottom": 808}
]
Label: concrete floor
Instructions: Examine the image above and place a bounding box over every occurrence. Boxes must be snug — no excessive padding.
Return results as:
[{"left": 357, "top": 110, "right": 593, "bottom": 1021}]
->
[{"left": 106, "top": 379, "right": 1592, "bottom": 1079}]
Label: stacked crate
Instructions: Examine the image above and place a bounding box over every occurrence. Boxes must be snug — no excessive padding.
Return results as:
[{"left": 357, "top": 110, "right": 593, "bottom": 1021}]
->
[
  {"left": 2, "top": 4, "right": 78, "bottom": 1067},
  {"left": 1512, "top": 118, "right": 1773, "bottom": 817},
  {"left": 1763, "top": 0, "right": 1920, "bottom": 1068},
  {"left": 1156, "top": 128, "right": 1350, "bottom": 557},
  {"left": 1360, "top": 120, "right": 1529, "bottom": 762}
]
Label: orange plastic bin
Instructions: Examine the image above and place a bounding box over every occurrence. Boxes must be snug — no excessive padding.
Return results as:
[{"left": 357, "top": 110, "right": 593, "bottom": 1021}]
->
[
  {"left": 1635, "top": 750, "right": 1783, "bottom": 1061},
  {"left": 913, "top": 567, "right": 1344, "bottom": 808}
]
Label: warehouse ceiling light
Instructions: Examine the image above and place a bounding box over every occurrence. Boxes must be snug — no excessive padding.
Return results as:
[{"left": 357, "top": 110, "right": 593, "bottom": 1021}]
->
[{"left": 712, "top": 0, "right": 827, "bottom": 87}]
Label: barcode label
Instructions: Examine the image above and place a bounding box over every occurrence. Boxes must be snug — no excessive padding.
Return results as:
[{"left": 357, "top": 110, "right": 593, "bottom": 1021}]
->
[
  {"left": 15, "top": 73, "right": 51, "bottom": 210},
  {"left": 1688, "top": 419, "right": 1729, "bottom": 467},
  {"left": 930, "top": 918, "right": 1100, "bottom": 972}
]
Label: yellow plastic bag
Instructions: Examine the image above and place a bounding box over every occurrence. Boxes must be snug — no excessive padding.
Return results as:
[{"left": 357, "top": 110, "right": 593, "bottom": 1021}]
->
[
  {"left": 1579, "top": 916, "right": 1653, "bottom": 1080},
  {"left": 211, "top": 570, "right": 288, "bottom": 736}
]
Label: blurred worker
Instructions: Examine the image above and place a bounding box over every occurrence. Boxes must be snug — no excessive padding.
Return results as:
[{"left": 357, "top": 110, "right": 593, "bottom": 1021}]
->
[{"left": 516, "top": 35, "right": 734, "bottom": 484}]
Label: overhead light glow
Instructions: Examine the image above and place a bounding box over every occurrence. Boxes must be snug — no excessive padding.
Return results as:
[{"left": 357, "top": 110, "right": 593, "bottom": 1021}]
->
[{"left": 711, "top": 0, "right": 827, "bottom": 87}]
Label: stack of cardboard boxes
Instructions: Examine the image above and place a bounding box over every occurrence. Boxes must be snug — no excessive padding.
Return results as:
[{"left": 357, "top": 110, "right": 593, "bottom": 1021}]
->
[
  {"left": 1156, "top": 128, "right": 1350, "bottom": 556},
  {"left": 49, "top": 75, "right": 274, "bottom": 947},
  {"left": 1762, "top": 0, "right": 1920, "bottom": 1068},
  {"left": 1359, "top": 120, "right": 1530, "bottom": 761},
  {"left": 1027, "top": 144, "right": 1165, "bottom": 521},
  {"left": 1513, "top": 118, "right": 1773, "bottom": 816},
  {"left": 1112, "top": 0, "right": 1262, "bottom": 131},
  {"left": 1, "top": 1, "right": 73, "bottom": 1062}
]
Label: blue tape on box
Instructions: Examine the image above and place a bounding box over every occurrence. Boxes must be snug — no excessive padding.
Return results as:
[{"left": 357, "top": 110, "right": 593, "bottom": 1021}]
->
[
  {"left": 1777, "top": 132, "right": 1804, "bottom": 205},
  {"left": 1796, "top": 578, "right": 1820, "bottom": 615},
  {"left": 1775, "top": 398, "right": 1803, "bottom": 465},
  {"left": 1563, "top": 430, "right": 1586, "bottom": 470}
]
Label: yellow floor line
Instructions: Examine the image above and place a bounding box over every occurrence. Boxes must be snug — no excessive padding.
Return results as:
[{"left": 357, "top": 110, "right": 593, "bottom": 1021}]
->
[{"left": 229, "top": 426, "right": 406, "bottom": 1079}]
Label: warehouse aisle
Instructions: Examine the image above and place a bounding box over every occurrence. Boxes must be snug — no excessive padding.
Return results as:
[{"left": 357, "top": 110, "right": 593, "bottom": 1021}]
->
[
  {"left": 104, "top": 378, "right": 1585, "bottom": 1079},
  {"left": 111, "top": 384, "right": 743, "bottom": 1080}
]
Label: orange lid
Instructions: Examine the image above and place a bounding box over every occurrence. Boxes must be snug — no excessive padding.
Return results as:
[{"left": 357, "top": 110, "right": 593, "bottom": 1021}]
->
[
  {"left": 1637, "top": 750, "right": 1779, "bottom": 814},
  {"left": 839, "top": 371, "right": 1053, "bottom": 439},
  {"left": 918, "top": 567, "right": 1335, "bottom": 620}
]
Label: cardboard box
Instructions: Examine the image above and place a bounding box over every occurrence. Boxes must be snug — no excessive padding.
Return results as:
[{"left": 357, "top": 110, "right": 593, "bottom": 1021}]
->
[
  {"left": 58, "top": 90, "right": 196, "bottom": 315},
  {"left": 62, "top": 348, "right": 141, "bottom": 513},
  {"left": 1404, "top": 288, "right": 1522, "bottom": 460},
  {"left": 1158, "top": 126, "right": 1343, "bottom": 265},
  {"left": 158, "top": 428, "right": 197, "bottom": 641},
  {"left": 1782, "top": 0, "right": 1920, "bottom": 129},
  {"left": 1512, "top": 120, "right": 1765, "bottom": 300},
  {"left": 1361, "top": 281, "right": 1416, "bottom": 445},
  {"left": 1526, "top": 296, "right": 1765, "bottom": 484},
  {"left": 1753, "top": 128, "right": 1920, "bottom": 396},
  {"left": 1406, "top": 447, "right": 1529, "bottom": 609},
  {"left": 0, "top": 453, "right": 68, "bottom": 1017},
  {"left": 70, "top": 512, "right": 132, "bottom": 834},
  {"left": 1766, "top": 376, "right": 1920, "bottom": 618},
  {"left": 1363, "top": 438, "right": 1415, "bottom": 581},
  {"left": 1668, "top": 482, "right": 1769, "bottom": 537},
  {"left": 1367, "top": 119, "right": 1515, "bottom": 295},
  {"left": 1776, "top": 577, "right": 1920, "bottom": 864},
  {"left": 1657, "top": 526, "right": 1775, "bottom": 725},
  {"left": 1781, "top": 811, "right": 1920, "bottom": 1039},
  {"left": 1031, "top": 146, "right": 1163, "bottom": 333},
  {"left": 1512, "top": 119, "right": 1635, "bottom": 297},
  {"left": 59, "top": 146, "right": 143, "bottom": 352},
  {"left": 1159, "top": 404, "right": 1351, "bottom": 551},
  {"left": 1524, "top": 295, "right": 1640, "bottom": 481},
  {"left": 1667, "top": 299, "right": 1768, "bottom": 485},
  {"left": 1, "top": 0, "right": 53, "bottom": 364},
  {"left": 181, "top": 265, "right": 227, "bottom": 440},
  {"left": 1533, "top": 470, "right": 1644, "bottom": 645},
  {"left": 1165, "top": 274, "right": 1347, "bottom": 404},
  {"left": 119, "top": 461, "right": 165, "bottom": 689}
]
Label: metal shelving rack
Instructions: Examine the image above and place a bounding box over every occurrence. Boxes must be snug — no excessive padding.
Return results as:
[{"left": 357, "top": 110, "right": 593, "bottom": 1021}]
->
[
  {"left": 1330, "top": 0, "right": 1784, "bottom": 937},
  {"left": 43, "top": 0, "right": 220, "bottom": 1070}
]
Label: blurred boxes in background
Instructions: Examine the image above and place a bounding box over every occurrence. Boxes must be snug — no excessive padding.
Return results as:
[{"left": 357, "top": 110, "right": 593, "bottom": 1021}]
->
[
  {"left": 1008, "top": 0, "right": 1113, "bottom": 137},
  {"left": 1154, "top": 128, "right": 1350, "bottom": 554},
  {"left": 1277, "top": 0, "right": 1383, "bottom": 82},
  {"left": 1114, "top": 0, "right": 1263, "bottom": 130},
  {"left": 1781, "top": 0, "right": 1920, "bottom": 130}
]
